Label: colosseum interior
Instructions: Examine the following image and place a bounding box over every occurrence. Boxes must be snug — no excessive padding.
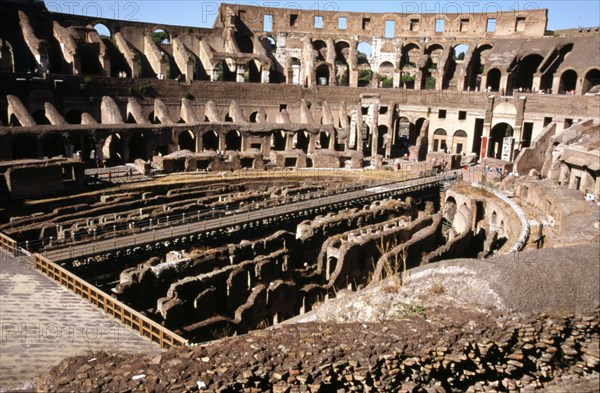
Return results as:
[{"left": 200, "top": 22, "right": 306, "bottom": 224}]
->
[{"left": 0, "top": 1, "right": 599, "bottom": 391}]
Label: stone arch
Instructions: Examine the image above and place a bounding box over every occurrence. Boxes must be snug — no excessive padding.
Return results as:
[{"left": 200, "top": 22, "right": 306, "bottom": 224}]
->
[
  {"left": 312, "top": 39, "right": 327, "bottom": 62},
  {"left": 148, "top": 111, "right": 159, "bottom": 124},
  {"left": 357, "top": 41, "right": 372, "bottom": 61},
  {"left": 178, "top": 130, "right": 195, "bottom": 151},
  {"left": 465, "top": 44, "right": 493, "bottom": 90},
  {"left": 334, "top": 41, "right": 350, "bottom": 86},
  {"left": 452, "top": 130, "right": 468, "bottom": 154},
  {"left": 486, "top": 68, "right": 501, "bottom": 91},
  {"left": 315, "top": 63, "right": 330, "bottom": 85},
  {"left": 319, "top": 131, "right": 330, "bottom": 149},
  {"left": 31, "top": 110, "right": 50, "bottom": 125},
  {"left": 296, "top": 131, "right": 309, "bottom": 153},
  {"left": 583, "top": 68, "right": 600, "bottom": 94},
  {"left": 249, "top": 111, "right": 259, "bottom": 123},
  {"left": 393, "top": 116, "right": 415, "bottom": 154},
  {"left": 377, "top": 125, "right": 388, "bottom": 156},
  {"left": 202, "top": 130, "right": 219, "bottom": 151},
  {"left": 244, "top": 60, "right": 261, "bottom": 83},
  {"left": 489, "top": 122, "right": 514, "bottom": 159},
  {"left": 559, "top": 69, "right": 577, "bottom": 94},
  {"left": 357, "top": 42, "right": 373, "bottom": 87},
  {"left": 64, "top": 109, "right": 83, "bottom": 124},
  {"left": 378, "top": 61, "right": 394, "bottom": 82},
  {"left": 217, "top": 59, "right": 236, "bottom": 82},
  {"left": 42, "top": 134, "right": 65, "bottom": 158},
  {"left": 12, "top": 134, "right": 37, "bottom": 159},
  {"left": 225, "top": 130, "right": 241, "bottom": 151},
  {"left": 93, "top": 23, "right": 111, "bottom": 38},
  {"left": 509, "top": 54, "right": 543, "bottom": 93},
  {"left": 442, "top": 43, "right": 469, "bottom": 89},
  {"left": 152, "top": 28, "right": 170, "bottom": 45},
  {"left": 432, "top": 128, "right": 448, "bottom": 152},
  {"left": 288, "top": 57, "right": 302, "bottom": 85},
  {"left": 0, "top": 38, "right": 15, "bottom": 73},
  {"left": 68, "top": 132, "right": 96, "bottom": 162},
  {"left": 103, "top": 133, "right": 124, "bottom": 164},
  {"left": 129, "top": 131, "right": 147, "bottom": 160},
  {"left": 271, "top": 130, "right": 286, "bottom": 150},
  {"left": 421, "top": 43, "right": 443, "bottom": 89}
]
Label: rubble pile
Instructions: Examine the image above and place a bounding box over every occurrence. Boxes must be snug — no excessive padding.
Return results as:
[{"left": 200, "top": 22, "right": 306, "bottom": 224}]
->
[{"left": 37, "top": 306, "right": 599, "bottom": 392}]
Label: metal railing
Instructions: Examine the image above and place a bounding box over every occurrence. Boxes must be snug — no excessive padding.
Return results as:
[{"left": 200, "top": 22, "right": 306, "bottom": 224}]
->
[{"left": 33, "top": 253, "right": 188, "bottom": 349}]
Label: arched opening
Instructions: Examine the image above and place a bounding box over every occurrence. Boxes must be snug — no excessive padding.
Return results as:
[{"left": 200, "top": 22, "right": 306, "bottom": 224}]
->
[
  {"left": 263, "top": 37, "right": 276, "bottom": 52},
  {"left": 93, "top": 23, "right": 111, "bottom": 39},
  {"left": 244, "top": 60, "right": 261, "bottom": 83},
  {"left": 69, "top": 133, "right": 96, "bottom": 163},
  {"left": 225, "top": 130, "right": 241, "bottom": 151},
  {"left": 489, "top": 123, "right": 514, "bottom": 159},
  {"left": 42, "top": 134, "right": 64, "bottom": 158},
  {"left": 12, "top": 135, "right": 37, "bottom": 159},
  {"left": 178, "top": 130, "right": 195, "bottom": 151},
  {"left": 32, "top": 110, "right": 50, "bottom": 125},
  {"left": 443, "top": 44, "right": 468, "bottom": 89},
  {"left": 400, "top": 43, "right": 420, "bottom": 89},
  {"left": 357, "top": 42, "right": 373, "bottom": 87},
  {"left": 0, "top": 38, "right": 15, "bottom": 73},
  {"left": 509, "top": 54, "right": 543, "bottom": 93},
  {"left": 295, "top": 131, "right": 309, "bottom": 153},
  {"left": 217, "top": 60, "right": 236, "bottom": 82},
  {"left": 271, "top": 130, "right": 286, "bottom": 150},
  {"left": 152, "top": 29, "right": 170, "bottom": 45},
  {"left": 378, "top": 61, "right": 394, "bottom": 88},
  {"left": 452, "top": 130, "right": 468, "bottom": 154},
  {"left": 362, "top": 124, "right": 372, "bottom": 156},
  {"left": 249, "top": 112, "right": 259, "bottom": 123},
  {"left": 559, "top": 69, "right": 577, "bottom": 94},
  {"left": 315, "top": 64, "right": 330, "bottom": 86},
  {"left": 289, "top": 57, "right": 302, "bottom": 85},
  {"left": 583, "top": 68, "right": 600, "bottom": 95},
  {"left": 202, "top": 130, "right": 219, "bottom": 151},
  {"left": 129, "top": 131, "right": 147, "bottom": 160},
  {"left": 377, "top": 125, "right": 388, "bottom": 156},
  {"left": 224, "top": 113, "right": 233, "bottom": 122},
  {"left": 319, "top": 132, "right": 330, "bottom": 149},
  {"left": 334, "top": 41, "right": 350, "bottom": 86},
  {"left": 236, "top": 35, "right": 253, "bottom": 53},
  {"left": 103, "top": 133, "right": 124, "bottom": 164},
  {"left": 432, "top": 128, "right": 447, "bottom": 152},
  {"left": 9, "top": 113, "right": 21, "bottom": 127},
  {"left": 422, "top": 44, "right": 443, "bottom": 90},
  {"left": 64, "top": 109, "right": 83, "bottom": 125},
  {"left": 393, "top": 116, "right": 415, "bottom": 157},
  {"left": 465, "top": 44, "right": 492, "bottom": 91},
  {"left": 312, "top": 40, "right": 327, "bottom": 62},
  {"left": 148, "top": 111, "right": 159, "bottom": 124},
  {"left": 486, "top": 68, "right": 501, "bottom": 92}
]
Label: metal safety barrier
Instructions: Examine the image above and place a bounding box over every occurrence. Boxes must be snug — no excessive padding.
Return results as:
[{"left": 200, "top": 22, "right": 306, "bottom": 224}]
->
[{"left": 33, "top": 253, "right": 188, "bottom": 349}]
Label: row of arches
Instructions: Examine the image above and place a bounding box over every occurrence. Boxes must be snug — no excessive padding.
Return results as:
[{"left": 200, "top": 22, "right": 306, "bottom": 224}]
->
[
  {"left": 485, "top": 52, "right": 600, "bottom": 95},
  {"left": 432, "top": 129, "right": 468, "bottom": 154}
]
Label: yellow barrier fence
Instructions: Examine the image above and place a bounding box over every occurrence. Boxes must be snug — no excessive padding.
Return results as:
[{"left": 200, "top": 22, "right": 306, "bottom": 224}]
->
[{"left": 34, "top": 254, "right": 188, "bottom": 349}]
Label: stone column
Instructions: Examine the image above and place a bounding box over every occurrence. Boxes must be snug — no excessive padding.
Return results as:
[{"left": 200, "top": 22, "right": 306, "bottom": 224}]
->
[
  {"left": 195, "top": 132, "right": 202, "bottom": 153},
  {"left": 370, "top": 104, "right": 379, "bottom": 156},
  {"left": 218, "top": 132, "right": 226, "bottom": 152}
]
